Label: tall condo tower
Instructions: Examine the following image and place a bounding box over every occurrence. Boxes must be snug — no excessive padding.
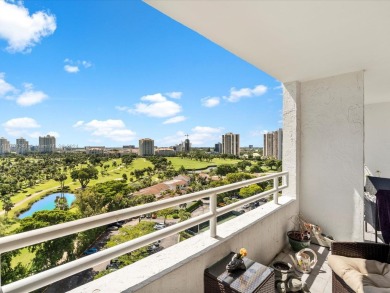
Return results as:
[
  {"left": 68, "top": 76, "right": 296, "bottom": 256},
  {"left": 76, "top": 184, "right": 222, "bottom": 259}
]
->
[
  {"left": 39, "top": 135, "right": 56, "bottom": 153},
  {"left": 139, "top": 138, "right": 155, "bottom": 156},
  {"left": 222, "top": 133, "right": 240, "bottom": 156}
]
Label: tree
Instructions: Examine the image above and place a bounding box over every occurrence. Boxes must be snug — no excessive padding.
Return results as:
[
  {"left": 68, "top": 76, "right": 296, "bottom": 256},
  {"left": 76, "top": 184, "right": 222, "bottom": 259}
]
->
[
  {"left": 215, "top": 164, "right": 238, "bottom": 176},
  {"left": 18, "top": 210, "right": 80, "bottom": 273},
  {"left": 178, "top": 209, "right": 191, "bottom": 222},
  {"left": 239, "top": 184, "right": 263, "bottom": 198},
  {"left": 1, "top": 195, "right": 14, "bottom": 217},
  {"left": 237, "top": 160, "right": 252, "bottom": 171},
  {"left": 55, "top": 173, "right": 68, "bottom": 192},
  {"left": 157, "top": 208, "right": 175, "bottom": 224},
  {"left": 71, "top": 166, "right": 98, "bottom": 189}
]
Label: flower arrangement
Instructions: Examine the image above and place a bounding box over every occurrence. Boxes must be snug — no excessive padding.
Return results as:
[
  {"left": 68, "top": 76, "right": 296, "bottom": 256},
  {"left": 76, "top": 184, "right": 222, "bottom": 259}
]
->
[
  {"left": 238, "top": 248, "right": 247, "bottom": 259},
  {"left": 226, "top": 248, "right": 247, "bottom": 272}
]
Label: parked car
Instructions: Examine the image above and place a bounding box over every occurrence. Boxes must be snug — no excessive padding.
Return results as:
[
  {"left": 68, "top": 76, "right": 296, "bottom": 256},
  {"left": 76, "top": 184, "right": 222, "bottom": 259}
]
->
[
  {"left": 154, "top": 223, "right": 166, "bottom": 230},
  {"left": 108, "top": 222, "right": 123, "bottom": 228},
  {"left": 238, "top": 209, "right": 246, "bottom": 214},
  {"left": 107, "top": 225, "right": 119, "bottom": 231},
  {"left": 243, "top": 203, "right": 250, "bottom": 209},
  {"left": 83, "top": 248, "right": 98, "bottom": 255},
  {"left": 147, "top": 244, "right": 159, "bottom": 253}
]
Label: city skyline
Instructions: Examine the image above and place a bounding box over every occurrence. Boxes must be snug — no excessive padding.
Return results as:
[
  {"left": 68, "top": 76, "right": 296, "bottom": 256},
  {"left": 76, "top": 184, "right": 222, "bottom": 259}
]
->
[{"left": 0, "top": 1, "right": 282, "bottom": 147}]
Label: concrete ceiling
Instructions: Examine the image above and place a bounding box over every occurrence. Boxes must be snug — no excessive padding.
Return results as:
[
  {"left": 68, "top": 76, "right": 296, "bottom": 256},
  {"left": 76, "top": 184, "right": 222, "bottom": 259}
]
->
[{"left": 145, "top": 0, "right": 390, "bottom": 104}]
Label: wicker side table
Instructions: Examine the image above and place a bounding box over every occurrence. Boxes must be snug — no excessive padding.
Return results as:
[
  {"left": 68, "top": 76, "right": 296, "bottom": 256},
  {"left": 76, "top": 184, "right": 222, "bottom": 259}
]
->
[{"left": 204, "top": 252, "right": 275, "bottom": 293}]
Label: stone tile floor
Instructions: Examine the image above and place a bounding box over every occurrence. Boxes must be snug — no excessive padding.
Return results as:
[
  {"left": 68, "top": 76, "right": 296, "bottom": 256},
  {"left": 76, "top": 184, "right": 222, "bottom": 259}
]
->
[
  {"left": 271, "top": 244, "right": 332, "bottom": 293},
  {"left": 270, "top": 223, "right": 383, "bottom": 293}
]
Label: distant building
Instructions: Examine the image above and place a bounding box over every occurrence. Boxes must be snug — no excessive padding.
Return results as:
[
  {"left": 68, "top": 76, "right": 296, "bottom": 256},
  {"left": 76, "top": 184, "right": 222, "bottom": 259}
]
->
[
  {"left": 184, "top": 138, "right": 191, "bottom": 152},
  {"left": 222, "top": 133, "right": 240, "bottom": 156},
  {"left": 155, "top": 147, "right": 175, "bottom": 156},
  {"left": 0, "top": 137, "right": 10, "bottom": 154},
  {"left": 263, "top": 128, "right": 283, "bottom": 160},
  {"left": 16, "top": 137, "right": 29, "bottom": 155},
  {"left": 85, "top": 146, "right": 105, "bottom": 154},
  {"left": 39, "top": 135, "right": 56, "bottom": 153},
  {"left": 214, "top": 142, "right": 222, "bottom": 153},
  {"left": 249, "top": 145, "right": 254, "bottom": 149},
  {"left": 123, "top": 145, "right": 135, "bottom": 149},
  {"left": 139, "top": 138, "right": 154, "bottom": 156}
]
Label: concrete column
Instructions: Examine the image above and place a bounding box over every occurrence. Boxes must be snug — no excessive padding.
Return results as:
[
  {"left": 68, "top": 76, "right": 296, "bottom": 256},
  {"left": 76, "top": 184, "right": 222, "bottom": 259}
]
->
[
  {"left": 299, "top": 71, "right": 364, "bottom": 241},
  {"left": 282, "top": 81, "right": 301, "bottom": 201}
]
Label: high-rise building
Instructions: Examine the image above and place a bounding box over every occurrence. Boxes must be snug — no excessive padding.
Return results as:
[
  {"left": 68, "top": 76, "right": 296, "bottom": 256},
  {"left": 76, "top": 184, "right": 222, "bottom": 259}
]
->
[
  {"left": 214, "top": 142, "right": 222, "bottom": 153},
  {"left": 0, "top": 137, "right": 10, "bottom": 154},
  {"left": 184, "top": 138, "right": 191, "bottom": 153},
  {"left": 263, "top": 128, "right": 283, "bottom": 160},
  {"left": 39, "top": 135, "right": 56, "bottom": 153},
  {"left": 222, "top": 133, "right": 240, "bottom": 156},
  {"left": 16, "top": 137, "right": 29, "bottom": 155},
  {"left": 139, "top": 138, "right": 155, "bottom": 156}
]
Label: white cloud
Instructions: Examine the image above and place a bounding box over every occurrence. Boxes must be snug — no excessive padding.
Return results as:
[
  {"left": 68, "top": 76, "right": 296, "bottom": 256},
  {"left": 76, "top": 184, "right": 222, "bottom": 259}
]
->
[
  {"left": 129, "top": 93, "right": 182, "bottom": 118},
  {"left": 82, "top": 60, "right": 92, "bottom": 68},
  {"left": 224, "top": 84, "right": 267, "bottom": 102},
  {"left": 45, "top": 131, "right": 60, "bottom": 137},
  {"left": 0, "top": 75, "right": 48, "bottom": 106},
  {"left": 115, "top": 106, "right": 129, "bottom": 111},
  {"left": 64, "top": 65, "right": 79, "bottom": 73},
  {"left": 0, "top": 73, "right": 16, "bottom": 96},
  {"left": 72, "top": 120, "right": 84, "bottom": 127},
  {"left": 188, "top": 126, "right": 223, "bottom": 146},
  {"left": 201, "top": 97, "right": 220, "bottom": 108},
  {"left": 157, "top": 131, "right": 186, "bottom": 146},
  {"left": 158, "top": 126, "right": 223, "bottom": 147},
  {"left": 3, "top": 117, "right": 41, "bottom": 137},
  {"left": 166, "top": 92, "right": 182, "bottom": 99},
  {"left": 74, "top": 119, "right": 136, "bottom": 142},
  {"left": 16, "top": 84, "right": 48, "bottom": 106},
  {"left": 163, "top": 116, "right": 187, "bottom": 124},
  {"left": 64, "top": 59, "right": 92, "bottom": 73},
  {"left": 0, "top": 1, "right": 56, "bottom": 53},
  {"left": 140, "top": 93, "right": 167, "bottom": 103}
]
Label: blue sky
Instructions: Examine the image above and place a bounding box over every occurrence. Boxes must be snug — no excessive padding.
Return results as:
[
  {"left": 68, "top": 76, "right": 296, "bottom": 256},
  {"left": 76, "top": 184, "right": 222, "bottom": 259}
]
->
[{"left": 0, "top": 0, "right": 282, "bottom": 148}]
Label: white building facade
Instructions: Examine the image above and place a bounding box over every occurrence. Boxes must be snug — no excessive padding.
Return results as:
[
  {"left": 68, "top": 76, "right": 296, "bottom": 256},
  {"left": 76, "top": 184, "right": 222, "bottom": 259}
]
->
[
  {"left": 139, "top": 138, "right": 154, "bottom": 156},
  {"left": 221, "top": 132, "right": 240, "bottom": 156}
]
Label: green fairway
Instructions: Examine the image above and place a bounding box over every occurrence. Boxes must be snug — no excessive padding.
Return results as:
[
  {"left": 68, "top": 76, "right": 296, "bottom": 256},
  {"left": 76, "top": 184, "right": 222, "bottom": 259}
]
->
[{"left": 168, "top": 157, "right": 240, "bottom": 170}]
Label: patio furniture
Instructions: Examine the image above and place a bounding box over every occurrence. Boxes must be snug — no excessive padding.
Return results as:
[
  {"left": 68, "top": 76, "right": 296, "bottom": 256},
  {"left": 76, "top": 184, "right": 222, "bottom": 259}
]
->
[
  {"left": 329, "top": 242, "right": 390, "bottom": 293},
  {"left": 204, "top": 252, "right": 275, "bottom": 293},
  {"left": 365, "top": 176, "right": 390, "bottom": 243}
]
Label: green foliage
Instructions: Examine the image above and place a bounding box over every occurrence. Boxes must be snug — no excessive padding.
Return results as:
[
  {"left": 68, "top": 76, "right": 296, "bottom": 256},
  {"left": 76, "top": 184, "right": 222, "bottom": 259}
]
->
[
  {"left": 239, "top": 184, "right": 263, "bottom": 198},
  {"left": 178, "top": 209, "right": 191, "bottom": 222},
  {"left": 157, "top": 208, "right": 176, "bottom": 224},
  {"left": 225, "top": 172, "right": 254, "bottom": 183},
  {"left": 18, "top": 210, "right": 80, "bottom": 273},
  {"left": 71, "top": 166, "right": 98, "bottom": 188},
  {"left": 96, "top": 221, "right": 156, "bottom": 275},
  {"left": 236, "top": 160, "right": 252, "bottom": 170},
  {"left": 215, "top": 164, "right": 238, "bottom": 176},
  {"left": 186, "top": 200, "right": 203, "bottom": 213}
]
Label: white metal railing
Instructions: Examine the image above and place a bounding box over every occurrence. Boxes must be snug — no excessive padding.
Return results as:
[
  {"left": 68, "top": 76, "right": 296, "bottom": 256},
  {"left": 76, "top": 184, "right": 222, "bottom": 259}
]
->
[{"left": 0, "top": 171, "right": 288, "bottom": 293}]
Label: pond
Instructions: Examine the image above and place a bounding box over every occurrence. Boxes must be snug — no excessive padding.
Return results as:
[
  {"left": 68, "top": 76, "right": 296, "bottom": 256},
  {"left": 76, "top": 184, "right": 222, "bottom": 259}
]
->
[{"left": 18, "top": 193, "right": 76, "bottom": 219}]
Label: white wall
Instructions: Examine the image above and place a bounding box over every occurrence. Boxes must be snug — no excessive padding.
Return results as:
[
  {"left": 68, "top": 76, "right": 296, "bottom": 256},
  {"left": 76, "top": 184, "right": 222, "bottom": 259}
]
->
[
  {"left": 365, "top": 102, "right": 390, "bottom": 178},
  {"left": 294, "top": 71, "right": 364, "bottom": 241}
]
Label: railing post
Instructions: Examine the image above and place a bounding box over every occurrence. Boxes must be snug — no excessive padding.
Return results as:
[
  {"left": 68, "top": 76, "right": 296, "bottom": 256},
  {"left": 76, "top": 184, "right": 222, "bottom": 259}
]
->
[
  {"left": 0, "top": 252, "right": 2, "bottom": 293},
  {"left": 210, "top": 193, "right": 217, "bottom": 238},
  {"left": 273, "top": 177, "right": 279, "bottom": 204}
]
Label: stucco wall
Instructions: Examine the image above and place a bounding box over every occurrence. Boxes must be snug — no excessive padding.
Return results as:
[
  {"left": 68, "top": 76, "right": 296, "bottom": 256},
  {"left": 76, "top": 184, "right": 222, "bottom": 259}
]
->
[
  {"left": 365, "top": 102, "right": 390, "bottom": 178},
  {"left": 298, "top": 71, "right": 364, "bottom": 241}
]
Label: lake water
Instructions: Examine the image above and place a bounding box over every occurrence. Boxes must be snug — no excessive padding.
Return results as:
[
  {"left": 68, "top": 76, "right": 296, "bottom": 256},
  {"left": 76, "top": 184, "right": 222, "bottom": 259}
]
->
[{"left": 18, "top": 193, "right": 76, "bottom": 219}]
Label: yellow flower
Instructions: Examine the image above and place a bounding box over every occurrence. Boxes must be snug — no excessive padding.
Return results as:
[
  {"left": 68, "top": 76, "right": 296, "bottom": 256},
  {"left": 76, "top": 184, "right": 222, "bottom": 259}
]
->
[{"left": 239, "top": 248, "right": 247, "bottom": 257}]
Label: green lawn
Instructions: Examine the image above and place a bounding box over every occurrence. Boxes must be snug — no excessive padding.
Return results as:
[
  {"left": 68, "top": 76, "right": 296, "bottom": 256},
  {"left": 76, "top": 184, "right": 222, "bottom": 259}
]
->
[
  {"left": 11, "top": 247, "right": 34, "bottom": 268},
  {"left": 168, "top": 157, "right": 240, "bottom": 170}
]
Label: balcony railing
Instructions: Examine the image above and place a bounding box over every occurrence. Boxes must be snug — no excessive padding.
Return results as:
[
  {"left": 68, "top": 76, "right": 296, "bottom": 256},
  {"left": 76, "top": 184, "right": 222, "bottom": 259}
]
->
[{"left": 0, "top": 171, "right": 288, "bottom": 293}]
